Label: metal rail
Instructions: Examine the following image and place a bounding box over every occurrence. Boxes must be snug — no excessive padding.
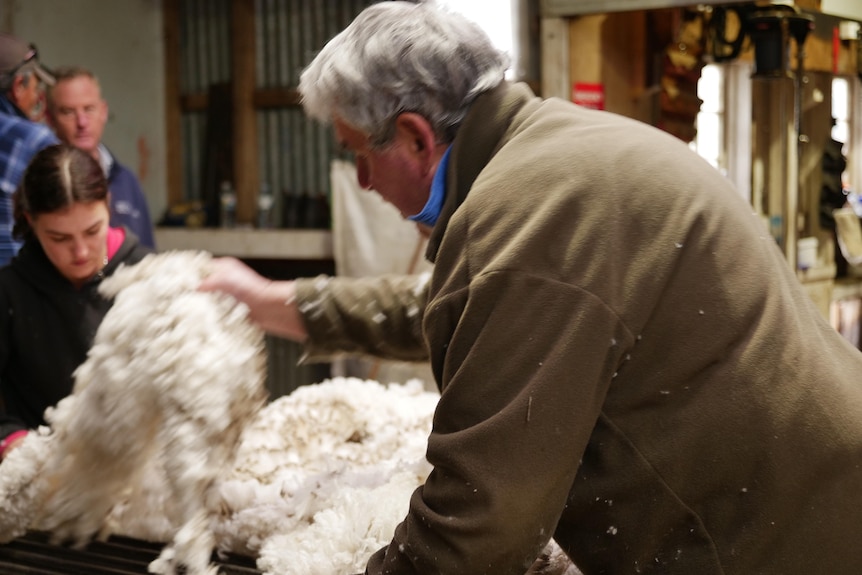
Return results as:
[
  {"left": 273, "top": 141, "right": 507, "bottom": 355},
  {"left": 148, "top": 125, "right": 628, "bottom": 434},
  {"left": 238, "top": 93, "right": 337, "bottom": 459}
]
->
[{"left": 0, "top": 531, "right": 261, "bottom": 575}]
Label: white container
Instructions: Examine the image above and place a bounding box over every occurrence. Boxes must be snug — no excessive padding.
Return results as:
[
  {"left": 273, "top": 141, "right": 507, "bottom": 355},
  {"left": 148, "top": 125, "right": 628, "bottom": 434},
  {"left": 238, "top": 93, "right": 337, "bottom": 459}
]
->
[
  {"left": 257, "top": 183, "right": 275, "bottom": 229},
  {"left": 219, "top": 181, "right": 236, "bottom": 229},
  {"left": 797, "top": 236, "right": 818, "bottom": 270}
]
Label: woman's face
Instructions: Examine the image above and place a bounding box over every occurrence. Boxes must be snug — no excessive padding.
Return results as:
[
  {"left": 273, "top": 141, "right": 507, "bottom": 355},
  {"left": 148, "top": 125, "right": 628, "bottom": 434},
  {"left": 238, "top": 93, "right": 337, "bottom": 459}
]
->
[{"left": 29, "top": 200, "right": 110, "bottom": 287}]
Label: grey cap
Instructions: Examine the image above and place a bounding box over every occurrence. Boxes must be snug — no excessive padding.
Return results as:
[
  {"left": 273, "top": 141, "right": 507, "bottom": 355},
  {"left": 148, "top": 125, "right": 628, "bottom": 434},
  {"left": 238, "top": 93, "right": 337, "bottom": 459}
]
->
[{"left": 0, "top": 33, "right": 54, "bottom": 86}]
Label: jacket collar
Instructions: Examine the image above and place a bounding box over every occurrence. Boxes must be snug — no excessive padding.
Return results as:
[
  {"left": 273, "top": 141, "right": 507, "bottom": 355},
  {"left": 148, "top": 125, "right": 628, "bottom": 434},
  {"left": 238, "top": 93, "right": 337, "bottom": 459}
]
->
[
  {"left": 424, "top": 81, "right": 537, "bottom": 263},
  {"left": 97, "top": 143, "right": 115, "bottom": 178},
  {"left": 0, "top": 93, "right": 26, "bottom": 119}
]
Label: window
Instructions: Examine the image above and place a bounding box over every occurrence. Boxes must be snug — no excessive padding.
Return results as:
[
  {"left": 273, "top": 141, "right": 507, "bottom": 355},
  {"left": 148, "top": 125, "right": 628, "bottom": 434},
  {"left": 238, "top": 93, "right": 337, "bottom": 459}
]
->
[
  {"left": 690, "top": 61, "right": 752, "bottom": 201},
  {"left": 832, "top": 75, "right": 862, "bottom": 212},
  {"left": 832, "top": 76, "right": 851, "bottom": 196},
  {"left": 691, "top": 63, "right": 723, "bottom": 170},
  {"left": 832, "top": 76, "right": 849, "bottom": 148},
  {"left": 438, "top": 0, "right": 515, "bottom": 78}
]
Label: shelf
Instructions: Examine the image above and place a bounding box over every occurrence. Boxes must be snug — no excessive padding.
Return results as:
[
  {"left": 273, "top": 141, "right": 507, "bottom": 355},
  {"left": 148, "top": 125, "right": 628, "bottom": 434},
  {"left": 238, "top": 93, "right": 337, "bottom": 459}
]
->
[
  {"left": 154, "top": 227, "right": 333, "bottom": 260},
  {"left": 796, "top": 262, "right": 837, "bottom": 284}
]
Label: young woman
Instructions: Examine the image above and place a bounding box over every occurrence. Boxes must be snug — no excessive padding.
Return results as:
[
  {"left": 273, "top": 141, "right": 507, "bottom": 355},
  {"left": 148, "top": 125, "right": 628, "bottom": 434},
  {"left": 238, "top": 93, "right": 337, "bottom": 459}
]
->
[{"left": 0, "top": 144, "right": 151, "bottom": 460}]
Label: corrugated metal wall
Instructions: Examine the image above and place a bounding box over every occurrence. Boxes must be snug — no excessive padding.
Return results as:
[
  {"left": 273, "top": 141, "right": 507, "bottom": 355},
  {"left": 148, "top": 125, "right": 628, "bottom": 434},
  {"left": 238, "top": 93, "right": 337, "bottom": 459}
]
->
[
  {"left": 180, "top": 0, "right": 232, "bottom": 91},
  {"left": 253, "top": 1, "right": 365, "bottom": 228},
  {"left": 178, "top": 0, "right": 231, "bottom": 204},
  {"left": 174, "top": 0, "right": 373, "bottom": 397},
  {"left": 264, "top": 334, "right": 331, "bottom": 397},
  {"left": 176, "top": 0, "right": 374, "bottom": 220}
]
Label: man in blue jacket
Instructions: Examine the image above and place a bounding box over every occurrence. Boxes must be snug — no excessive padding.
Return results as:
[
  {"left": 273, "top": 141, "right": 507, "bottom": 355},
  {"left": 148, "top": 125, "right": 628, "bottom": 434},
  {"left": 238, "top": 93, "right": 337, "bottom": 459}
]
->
[
  {"left": 46, "top": 65, "right": 155, "bottom": 248},
  {"left": 0, "top": 34, "right": 58, "bottom": 265}
]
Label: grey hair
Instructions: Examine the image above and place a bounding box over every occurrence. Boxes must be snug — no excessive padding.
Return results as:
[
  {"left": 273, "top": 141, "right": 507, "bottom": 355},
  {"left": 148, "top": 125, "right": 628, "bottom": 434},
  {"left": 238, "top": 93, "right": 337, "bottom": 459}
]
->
[{"left": 299, "top": 1, "right": 509, "bottom": 147}]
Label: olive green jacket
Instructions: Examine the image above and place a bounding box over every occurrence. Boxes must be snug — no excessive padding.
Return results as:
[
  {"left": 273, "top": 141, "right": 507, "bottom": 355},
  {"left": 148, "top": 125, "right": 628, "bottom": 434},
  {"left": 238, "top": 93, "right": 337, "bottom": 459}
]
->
[{"left": 296, "top": 82, "right": 862, "bottom": 574}]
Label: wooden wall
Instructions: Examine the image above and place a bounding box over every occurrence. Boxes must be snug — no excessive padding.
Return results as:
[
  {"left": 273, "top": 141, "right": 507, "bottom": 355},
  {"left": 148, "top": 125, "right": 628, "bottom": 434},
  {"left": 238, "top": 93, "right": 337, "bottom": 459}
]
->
[{"left": 566, "top": 6, "right": 860, "bottom": 125}]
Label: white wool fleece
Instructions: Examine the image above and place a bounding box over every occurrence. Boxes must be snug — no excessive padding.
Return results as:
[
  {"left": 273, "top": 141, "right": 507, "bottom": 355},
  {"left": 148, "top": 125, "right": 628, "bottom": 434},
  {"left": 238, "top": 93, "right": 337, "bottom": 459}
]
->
[
  {"left": 15, "top": 250, "right": 267, "bottom": 575},
  {"left": 0, "top": 251, "right": 580, "bottom": 575},
  {"left": 0, "top": 428, "right": 51, "bottom": 542}
]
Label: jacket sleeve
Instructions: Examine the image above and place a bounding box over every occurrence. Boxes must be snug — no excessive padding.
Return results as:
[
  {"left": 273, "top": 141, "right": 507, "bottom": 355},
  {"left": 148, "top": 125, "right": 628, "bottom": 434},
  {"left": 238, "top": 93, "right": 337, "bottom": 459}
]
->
[
  {"left": 0, "top": 288, "right": 26, "bottom": 442},
  {"left": 366, "top": 270, "right": 632, "bottom": 574},
  {"left": 294, "top": 273, "right": 431, "bottom": 363}
]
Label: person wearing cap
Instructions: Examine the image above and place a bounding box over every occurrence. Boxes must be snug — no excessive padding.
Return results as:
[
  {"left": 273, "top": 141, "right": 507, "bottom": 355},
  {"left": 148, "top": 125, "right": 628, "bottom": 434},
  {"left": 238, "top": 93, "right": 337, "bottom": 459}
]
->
[
  {"left": 0, "top": 32, "right": 58, "bottom": 266},
  {"left": 47, "top": 66, "right": 155, "bottom": 249}
]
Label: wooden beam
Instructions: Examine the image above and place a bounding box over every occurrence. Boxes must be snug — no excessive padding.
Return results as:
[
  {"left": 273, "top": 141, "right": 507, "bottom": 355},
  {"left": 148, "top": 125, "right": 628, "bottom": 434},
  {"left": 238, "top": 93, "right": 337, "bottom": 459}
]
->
[
  {"left": 163, "top": 0, "right": 183, "bottom": 207},
  {"left": 540, "top": 17, "right": 569, "bottom": 100},
  {"left": 602, "top": 12, "right": 645, "bottom": 119},
  {"left": 180, "top": 87, "right": 302, "bottom": 113},
  {"left": 569, "top": 15, "right": 607, "bottom": 86},
  {"left": 180, "top": 92, "right": 209, "bottom": 112},
  {"left": 253, "top": 87, "right": 302, "bottom": 109},
  {"left": 231, "top": 0, "right": 259, "bottom": 224},
  {"left": 540, "top": 0, "right": 749, "bottom": 17}
]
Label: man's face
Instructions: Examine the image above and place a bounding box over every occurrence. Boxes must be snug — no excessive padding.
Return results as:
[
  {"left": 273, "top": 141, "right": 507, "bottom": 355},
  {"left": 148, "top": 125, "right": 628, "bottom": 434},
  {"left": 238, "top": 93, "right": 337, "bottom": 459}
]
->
[
  {"left": 333, "top": 117, "right": 433, "bottom": 219},
  {"left": 11, "top": 74, "right": 45, "bottom": 120},
  {"left": 48, "top": 76, "right": 108, "bottom": 156}
]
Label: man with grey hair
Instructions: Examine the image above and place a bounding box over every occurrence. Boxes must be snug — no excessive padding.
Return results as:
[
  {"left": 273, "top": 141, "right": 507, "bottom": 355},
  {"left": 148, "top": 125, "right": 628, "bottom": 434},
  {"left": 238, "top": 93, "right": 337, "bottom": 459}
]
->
[
  {"left": 0, "top": 33, "right": 58, "bottom": 265},
  {"left": 201, "top": 2, "right": 862, "bottom": 574}
]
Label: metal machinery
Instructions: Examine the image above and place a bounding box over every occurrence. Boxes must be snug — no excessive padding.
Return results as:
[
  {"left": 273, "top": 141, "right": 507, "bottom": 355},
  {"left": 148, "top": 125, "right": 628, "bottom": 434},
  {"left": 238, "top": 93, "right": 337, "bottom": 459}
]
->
[
  {"left": 538, "top": 0, "right": 861, "bottom": 278},
  {"left": 711, "top": 3, "right": 814, "bottom": 269}
]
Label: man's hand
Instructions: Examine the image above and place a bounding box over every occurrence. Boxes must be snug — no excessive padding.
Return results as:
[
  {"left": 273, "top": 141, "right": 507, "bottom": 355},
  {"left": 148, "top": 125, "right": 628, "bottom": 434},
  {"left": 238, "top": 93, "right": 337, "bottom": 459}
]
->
[
  {"left": 199, "top": 256, "right": 270, "bottom": 306},
  {"left": 199, "top": 257, "right": 309, "bottom": 342}
]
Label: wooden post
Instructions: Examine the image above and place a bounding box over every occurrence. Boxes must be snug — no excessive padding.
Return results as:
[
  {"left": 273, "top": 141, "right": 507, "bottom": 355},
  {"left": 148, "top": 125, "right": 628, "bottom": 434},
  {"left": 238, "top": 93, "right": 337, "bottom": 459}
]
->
[
  {"left": 569, "top": 15, "right": 607, "bottom": 88},
  {"left": 231, "top": 0, "right": 259, "bottom": 224},
  {"left": 540, "top": 17, "right": 570, "bottom": 100}
]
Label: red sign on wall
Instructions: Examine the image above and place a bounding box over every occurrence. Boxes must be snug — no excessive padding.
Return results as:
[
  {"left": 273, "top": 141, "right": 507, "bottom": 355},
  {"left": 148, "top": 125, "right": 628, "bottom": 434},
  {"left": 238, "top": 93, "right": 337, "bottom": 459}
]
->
[{"left": 572, "top": 82, "right": 605, "bottom": 110}]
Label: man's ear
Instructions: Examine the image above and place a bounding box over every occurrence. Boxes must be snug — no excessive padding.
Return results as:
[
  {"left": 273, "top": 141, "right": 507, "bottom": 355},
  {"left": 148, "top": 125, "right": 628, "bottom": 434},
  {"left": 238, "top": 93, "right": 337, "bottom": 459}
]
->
[
  {"left": 9, "top": 75, "right": 26, "bottom": 105},
  {"left": 394, "top": 112, "right": 438, "bottom": 175}
]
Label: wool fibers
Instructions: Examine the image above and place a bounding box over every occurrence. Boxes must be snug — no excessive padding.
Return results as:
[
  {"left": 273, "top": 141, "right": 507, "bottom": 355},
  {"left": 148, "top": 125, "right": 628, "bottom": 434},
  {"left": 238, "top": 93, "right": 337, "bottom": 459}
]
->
[
  {"left": 0, "top": 250, "right": 579, "bottom": 575},
  {"left": 0, "top": 250, "right": 267, "bottom": 575}
]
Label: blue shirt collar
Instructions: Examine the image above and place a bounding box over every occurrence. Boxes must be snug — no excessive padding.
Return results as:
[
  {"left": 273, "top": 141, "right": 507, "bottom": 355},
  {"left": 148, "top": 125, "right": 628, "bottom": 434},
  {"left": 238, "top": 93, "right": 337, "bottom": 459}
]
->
[
  {"left": 97, "top": 143, "right": 114, "bottom": 177},
  {"left": 408, "top": 144, "right": 452, "bottom": 227},
  {"left": 0, "top": 94, "right": 25, "bottom": 119}
]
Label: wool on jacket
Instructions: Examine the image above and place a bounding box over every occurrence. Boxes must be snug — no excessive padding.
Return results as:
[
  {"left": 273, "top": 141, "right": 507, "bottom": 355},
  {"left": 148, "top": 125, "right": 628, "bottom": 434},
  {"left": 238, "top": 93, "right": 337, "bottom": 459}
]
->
[{"left": 295, "top": 82, "right": 862, "bottom": 575}]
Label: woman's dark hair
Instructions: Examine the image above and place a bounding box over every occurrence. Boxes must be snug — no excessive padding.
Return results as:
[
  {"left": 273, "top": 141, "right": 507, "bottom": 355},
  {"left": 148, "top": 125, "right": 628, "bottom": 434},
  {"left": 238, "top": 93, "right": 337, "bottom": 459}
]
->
[{"left": 12, "top": 144, "right": 109, "bottom": 240}]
